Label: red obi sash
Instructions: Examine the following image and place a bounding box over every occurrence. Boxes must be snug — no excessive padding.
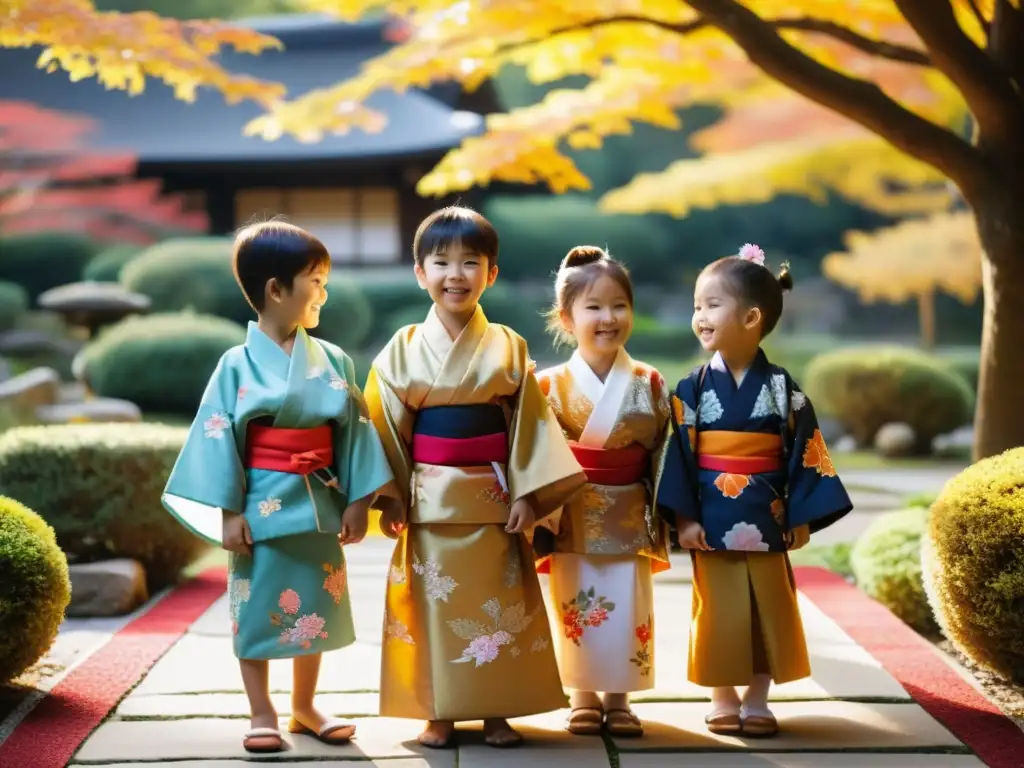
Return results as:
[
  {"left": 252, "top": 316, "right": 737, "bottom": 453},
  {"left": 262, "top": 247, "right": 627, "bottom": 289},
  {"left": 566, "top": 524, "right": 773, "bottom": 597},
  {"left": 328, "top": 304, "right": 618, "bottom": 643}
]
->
[
  {"left": 244, "top": 424, "right": 334, "bottom": 475},
  {"left": 411, "top": 433, "right": 508, "bottom": 466},
  {"left": 570, "top": 443, "right": 647, "bottom": 486},
  {"left": 695, "top": 430, "right": 783, "bottom": 474}
]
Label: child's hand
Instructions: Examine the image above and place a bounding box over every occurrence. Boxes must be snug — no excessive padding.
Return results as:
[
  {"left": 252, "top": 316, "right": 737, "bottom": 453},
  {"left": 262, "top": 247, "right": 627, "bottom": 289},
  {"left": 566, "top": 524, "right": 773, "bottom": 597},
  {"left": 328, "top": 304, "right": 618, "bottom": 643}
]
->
[
  {"left": 506, "top": 497, "right": 536, "bottom": 534},
  {"left": 339, "top": 503, "right": 370, "bottom": 545},
  {"left": 222, "top": 510, "right": 252, "bottom": 556},
  {"left": 677, "top": 518, "right": 712, "bottom": 551},
  {"left": 785, "top": 524, "right": 810, "bottom": 551},
  {"left": 377, "top": 497, "right": 406, "bottom": 539}
]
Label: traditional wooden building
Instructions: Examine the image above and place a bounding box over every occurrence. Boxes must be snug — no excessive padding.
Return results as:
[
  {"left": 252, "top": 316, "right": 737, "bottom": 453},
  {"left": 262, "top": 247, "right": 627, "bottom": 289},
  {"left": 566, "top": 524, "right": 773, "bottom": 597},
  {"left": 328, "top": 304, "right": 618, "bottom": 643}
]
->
[{"left": 0, "top": 14, "right": 491, "bottom": 265}]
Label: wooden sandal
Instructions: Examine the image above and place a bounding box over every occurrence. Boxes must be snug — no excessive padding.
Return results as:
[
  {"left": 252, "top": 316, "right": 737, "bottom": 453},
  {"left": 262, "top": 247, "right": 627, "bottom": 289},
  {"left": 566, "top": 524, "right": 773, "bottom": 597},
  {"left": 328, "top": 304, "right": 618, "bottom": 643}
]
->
[
  {"left": 740, "top": 706, "right": 778, "bottom": 738},
  {"left": 605, "top": 708, "right": 644, "bottom": 737},
  {"left": 243, "top": 726, "right": 283, "bottom": 753},
  {"left": 705, "top": 708, "right": 742, "bottom": 735},
  {"left": 287, "top": 717, "right": 355, "bottom": 744},
  {"left": 566, "top": 706, "right": 604, "bottom": 736}
]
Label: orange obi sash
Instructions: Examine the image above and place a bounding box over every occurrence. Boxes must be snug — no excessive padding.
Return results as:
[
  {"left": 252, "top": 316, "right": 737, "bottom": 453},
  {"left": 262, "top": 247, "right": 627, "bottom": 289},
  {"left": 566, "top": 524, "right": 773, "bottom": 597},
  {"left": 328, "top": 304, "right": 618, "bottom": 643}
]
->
[
  {"left": 244, "top": 424, "right": 333, "bottom": 475},
  {"left": 695, "top": 430, "right": 783, "bottom": 474},
  {"left": 570, "top": 442, "right": 648, "bottom": 486}
]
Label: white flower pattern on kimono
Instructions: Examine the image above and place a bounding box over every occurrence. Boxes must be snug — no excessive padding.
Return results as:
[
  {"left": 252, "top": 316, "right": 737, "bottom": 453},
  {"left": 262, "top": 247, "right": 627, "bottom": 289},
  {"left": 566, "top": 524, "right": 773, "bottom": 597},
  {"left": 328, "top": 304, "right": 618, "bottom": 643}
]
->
[
  {"left": 722, "top": 522, "right": 771, "bottom": 552},
  {"left": 306, "top": 366, "right": 325, "bottom": 380},
  {"left": 386, "top": 617, "right": 415, "bottom": 645},
  {"left": 791, "top": 391, "right": 808, "bottom": 411},
  {"left": 698, "top": 390, "right": 724, "bottom": 424},
  {"left": 448, "top": 598, "right": 539, "bottom": 666},
  {"left": 530, "top": 636, "right": 550, "bottom": 653},
  {"left": 328, "top": 373, "right": 348, "bottom": 391},
  {"left": 412, "top": 555, "right": 458, "bottom": 601},
  {"left": 388, "top": 565, "right": 406, "bottom": 585},
  {"left": 770, "top": 373, "right": 789, "bottom": 417},
  {"left": 750, "top": 385, "right": 775, "bottom": 419},
  {"left": 203, "top": 413, "right": 230, "bottom": 439},
  {"left": 228, "top": 577, "right": 250, "bottom": 635},
  {"left": 258, "top": 496, "right": 281, "bottom": 518}
]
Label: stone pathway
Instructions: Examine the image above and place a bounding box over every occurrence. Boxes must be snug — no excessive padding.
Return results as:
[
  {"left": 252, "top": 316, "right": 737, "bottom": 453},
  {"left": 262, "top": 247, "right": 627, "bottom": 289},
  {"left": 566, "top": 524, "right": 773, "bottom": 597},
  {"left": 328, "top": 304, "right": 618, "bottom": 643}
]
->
[{"left": 61, "top": 536, "right": 992, "bottom": 767}]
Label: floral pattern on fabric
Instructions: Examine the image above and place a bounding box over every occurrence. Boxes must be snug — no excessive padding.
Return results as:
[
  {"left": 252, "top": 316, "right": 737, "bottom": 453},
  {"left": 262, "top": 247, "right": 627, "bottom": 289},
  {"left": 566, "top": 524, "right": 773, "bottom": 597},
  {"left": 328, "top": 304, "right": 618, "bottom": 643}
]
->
[
  {"left": 671, "top": 394, "right": 696, "bottom": 427},
  {"left": 229, "top": 578, "right": 250, "bottom": 636},
  {"left": 448, "top": 598, "right": 539, "bottom": 667},
  {"left": 388, "top": 565, "right": 406, "bottom": 585},
  {"left": 203, "top": 413, "right": 230, "bottom": 439},
  {"left": 478, "top": 479, "right": 510, "bottom": 507},
  {"left": 791, "top": 391, "right": 808, "bottom": 411},
  {"left": 698, "top": 390, "right": 723, "bottom": 424},
  {"left": 722, "top": 522, "right": 770, "bottom": 552},
  {"left": 770, "top": 498, "right": 786, "bottom": 526},
  {"left": 413, "top": 555, "right": 458, "bottom": 602},
  {"left": 322, "top": 562, "right": 347, "bottom": 604},
  {"left": 386, "top": 617, "right": 415, "bottom": 645},
  {"left": 258, "top": 496, "right": 281, "bottom": 518},
  {"left": 770, "top": 373, "right": 789, "bottom": 417},
  {"left": 328, "top": 373, "right": 348, "bottom": 391},
  {"left": 561, "top": 586, "right": 616, "bottom": 647},
  {"left": 714, "top": 472, "right": 750, "bottom": 499},
  {"left": 629, "top": 617, "right": 653, "bottom": 677},
  {"left": 750, "top": 385, "right": 775, "bottom": 419},
  {"left": 270, "top": 589, "right": 328, "bottom": 650},
  {"left": 803, "top": 429, "right": 837, "bottom": 477}
]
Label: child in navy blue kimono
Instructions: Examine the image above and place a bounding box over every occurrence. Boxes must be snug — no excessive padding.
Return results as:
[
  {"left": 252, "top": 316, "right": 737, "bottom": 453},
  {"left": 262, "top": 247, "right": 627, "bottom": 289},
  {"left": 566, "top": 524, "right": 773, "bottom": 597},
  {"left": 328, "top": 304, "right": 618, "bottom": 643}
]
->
[
  {"left": 162, "top": 221, "right": 394, "bottom": 753},
  {"left": 656, "top": 244, "right": 851, "bottom": 738}
]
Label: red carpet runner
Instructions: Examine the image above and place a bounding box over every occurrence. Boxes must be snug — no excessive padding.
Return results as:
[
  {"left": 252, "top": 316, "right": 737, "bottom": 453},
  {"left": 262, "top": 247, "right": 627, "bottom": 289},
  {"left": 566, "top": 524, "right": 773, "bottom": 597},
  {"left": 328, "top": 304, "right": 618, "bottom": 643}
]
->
[
  {"left": 797, "top": 566, "right": 1024, "bottom": 768},
  {"left": 0, "top": 566, "right": 226, "bottom": 768}
]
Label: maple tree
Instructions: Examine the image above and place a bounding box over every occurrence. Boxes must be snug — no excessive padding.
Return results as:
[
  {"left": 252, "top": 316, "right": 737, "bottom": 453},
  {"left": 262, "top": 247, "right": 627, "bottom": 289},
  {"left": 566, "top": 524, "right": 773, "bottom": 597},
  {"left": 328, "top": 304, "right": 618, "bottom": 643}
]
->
[
  {"left": 245, "top": 0, "right": 1024, "bottom": 461},
  {"left": 822, "top": 211, "right": 982, "bottom": 349},
  {"left": 0, "top": 100, "right": 208, "bottom": 243}
]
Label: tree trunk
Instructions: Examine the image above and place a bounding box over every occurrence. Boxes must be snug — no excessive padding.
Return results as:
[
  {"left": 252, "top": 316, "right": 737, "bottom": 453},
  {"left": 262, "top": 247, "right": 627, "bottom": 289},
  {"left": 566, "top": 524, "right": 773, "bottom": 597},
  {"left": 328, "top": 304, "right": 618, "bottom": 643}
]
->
[
  {"left": 918, "top": 289, "right": 936, "bottom": 349},
  {"left": 972, "top": 199, "right": 1024, "bottom": 461}
]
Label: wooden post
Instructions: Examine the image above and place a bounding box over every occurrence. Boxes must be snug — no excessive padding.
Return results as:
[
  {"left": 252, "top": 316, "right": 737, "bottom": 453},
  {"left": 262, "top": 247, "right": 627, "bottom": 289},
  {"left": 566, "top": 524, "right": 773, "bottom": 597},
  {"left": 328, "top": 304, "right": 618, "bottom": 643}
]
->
[{"left": 918, "top": 289, "right": 936, "bottom": 349}]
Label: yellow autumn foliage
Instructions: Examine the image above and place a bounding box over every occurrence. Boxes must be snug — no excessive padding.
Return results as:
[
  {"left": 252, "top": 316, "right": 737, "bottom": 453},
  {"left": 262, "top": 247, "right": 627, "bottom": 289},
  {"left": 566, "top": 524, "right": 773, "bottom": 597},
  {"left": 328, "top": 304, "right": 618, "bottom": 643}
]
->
[
  {"left": 0, "top": 0, "right": 284, "bottom": 105},
  {"left": 822, "top": 211, "right": 982, "bottom": 304}
]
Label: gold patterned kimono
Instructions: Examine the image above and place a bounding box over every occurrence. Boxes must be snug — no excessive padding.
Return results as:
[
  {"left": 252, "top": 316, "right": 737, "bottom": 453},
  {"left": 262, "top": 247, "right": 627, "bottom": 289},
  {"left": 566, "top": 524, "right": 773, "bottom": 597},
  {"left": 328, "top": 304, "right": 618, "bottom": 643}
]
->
[
  {"left": 364, "top": 304, "right": 587, "bottom": 721},
  {"left": 534, "top": 349, "right": 671, "bottom": 693}
]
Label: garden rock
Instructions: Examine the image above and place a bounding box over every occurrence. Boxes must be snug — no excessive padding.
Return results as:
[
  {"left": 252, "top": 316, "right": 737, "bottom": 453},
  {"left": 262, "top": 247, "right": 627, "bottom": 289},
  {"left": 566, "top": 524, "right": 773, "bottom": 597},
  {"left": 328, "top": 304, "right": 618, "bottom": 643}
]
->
[
  {"left": 875, "top": 422, "right": 917, "bottom": 457},
  {"left": 833, "top": 435, "right": 857, "bottom": 454},
  {"left": 0, "top": 328, "right": 82, "bottom": 359},
  {"left": 38, "top": 281, "right": 151, "bottom": 338},
  {"left": 35, "top": 398, "right": 142, "bottom": 424},
  {"left": 0, "top": 367, "right": 60, "bottom": 413},
  {"left": 67, "top": 559, "right": 148, "bottom": 617},
  {"left": 0, "top": 356, "right": 10, "bottom": 383}
]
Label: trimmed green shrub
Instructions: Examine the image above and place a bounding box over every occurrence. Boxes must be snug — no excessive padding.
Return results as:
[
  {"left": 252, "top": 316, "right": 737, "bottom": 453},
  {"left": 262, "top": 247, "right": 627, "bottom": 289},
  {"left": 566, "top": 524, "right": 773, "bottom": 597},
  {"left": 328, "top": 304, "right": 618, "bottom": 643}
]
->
[
  {"left": 0, "top": 233, "right": 101, "bottom": 304},
  {"left": 939, "top": 347, "right": 980, "bottom": 392},
  {"left": 923, "top": 447, "right": 1024, "bottom": 681},
  {"left": 479, "top": 283, "right": 552, "bottom": 355},
  {"left": 851, "top": 506, "right": 937, "bottom": 636},
  {"left": 0, "top": 281, "right": 28, "bottom": 332},
  {"left": 83, "top": 243, "right": 145, "bottom": 283},
  {"left": 305, "top": 273, "right": 374, "bottom": 351},
  {"left": 789, "top": 541, "right": 854, "bottom": 579},
  {"left": 802, "top": 346, "right": 974, "bottom": 452},
  {"left": 0, "top": 423, "right": 204, "bottom": 589},
  {"left": 78, "top": 312, "right": 245, "bottom": 415},
  {"left": 628, "top": 325, "right": 699, "bottom": 360},
  {"left": 359, "top": 274, "right": 432, "bottom": 342},
  {"left": 0, "top": 495, "right": 70, "bottom": 683}
]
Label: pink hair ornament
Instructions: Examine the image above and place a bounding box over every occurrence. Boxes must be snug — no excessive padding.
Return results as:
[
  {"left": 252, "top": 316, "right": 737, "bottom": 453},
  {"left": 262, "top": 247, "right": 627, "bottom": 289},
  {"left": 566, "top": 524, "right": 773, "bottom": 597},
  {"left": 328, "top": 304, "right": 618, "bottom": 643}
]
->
[{"left": 738, "top": 243, "right": 766, "bottom": 266}]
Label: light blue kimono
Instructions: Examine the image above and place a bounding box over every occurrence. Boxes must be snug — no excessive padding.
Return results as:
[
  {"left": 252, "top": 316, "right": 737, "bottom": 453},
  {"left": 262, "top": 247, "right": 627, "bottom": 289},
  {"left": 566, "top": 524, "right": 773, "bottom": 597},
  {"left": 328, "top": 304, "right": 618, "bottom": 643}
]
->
[{"left": 162, "top": 322, "right": 393, "bottom": 660}]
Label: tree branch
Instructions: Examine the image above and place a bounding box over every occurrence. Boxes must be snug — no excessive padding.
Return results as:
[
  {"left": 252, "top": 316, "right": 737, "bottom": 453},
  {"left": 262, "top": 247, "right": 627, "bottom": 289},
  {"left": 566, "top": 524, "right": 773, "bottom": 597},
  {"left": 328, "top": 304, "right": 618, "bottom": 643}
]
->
[
  {"left": 965, "top": 0, "right": 989, "bottom": 40},
  {"left": 894, "top": 0, "right": 1024, "bottom": 144},
  {"left": 676, "top": 0, "right": 992, "bottom": 197},
  {"left": 991, "top": 0, "right": 1024, "bottom": 91},
  {"left": 494, "top": 15, "right": 931, "bottom": 66}
]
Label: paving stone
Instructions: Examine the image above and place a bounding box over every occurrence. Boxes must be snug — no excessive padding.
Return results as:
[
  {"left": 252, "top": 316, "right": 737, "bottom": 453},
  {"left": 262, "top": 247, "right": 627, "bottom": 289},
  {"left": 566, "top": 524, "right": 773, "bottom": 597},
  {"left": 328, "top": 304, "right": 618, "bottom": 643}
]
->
[
  {"left": 72, "top": 717, "right": 435, "bottom": 763},
  {"left": 620, "top": 755, "right": 984, "bottom": 767},
  {"left": 81, "top": 759, "right": 452, "bottom": 767},
  {"left": 116, "top": 692, "right": 379, "bottom": 718},
  {"left": 614, "top": 702, "right": 963, "bottom": 752}
]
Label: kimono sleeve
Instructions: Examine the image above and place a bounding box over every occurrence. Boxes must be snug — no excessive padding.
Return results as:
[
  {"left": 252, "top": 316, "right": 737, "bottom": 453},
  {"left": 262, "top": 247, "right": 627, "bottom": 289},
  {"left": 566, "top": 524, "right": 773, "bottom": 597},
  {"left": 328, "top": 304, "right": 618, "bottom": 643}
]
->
[
  {"left": 362, "top": 358, "right": 414, "bottom": 511},
  {"left": 506, "top": 339, "right": 586, "bottom": 517},
  {"left": 784, "top": 375, "right": 852, "bottom": 533},
  {"left": 328, "top": 350, "right": 394, "bottom": 507},
  {"left": 654, "top": 377, "right": 701, "bottom": 525},
  {"left": 161, "top": 352, "right": 246, "bottom": 546}
]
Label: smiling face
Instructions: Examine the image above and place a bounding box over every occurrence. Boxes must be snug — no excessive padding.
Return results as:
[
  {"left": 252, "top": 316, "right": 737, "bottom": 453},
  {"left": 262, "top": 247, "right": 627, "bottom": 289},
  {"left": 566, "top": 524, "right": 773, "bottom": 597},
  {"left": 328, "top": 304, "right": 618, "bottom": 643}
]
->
[
  {"left": 692, "top": 271, "right": 759, "bottom": 353},
  {"left": 564, "top": 274, "right": 634, "bottom": 356},
  {"left": 269, "top": 262, "right": 330, "bottom": 330},
  {"left": 414, "top": 241, "right": 497, "bottom": 315}
]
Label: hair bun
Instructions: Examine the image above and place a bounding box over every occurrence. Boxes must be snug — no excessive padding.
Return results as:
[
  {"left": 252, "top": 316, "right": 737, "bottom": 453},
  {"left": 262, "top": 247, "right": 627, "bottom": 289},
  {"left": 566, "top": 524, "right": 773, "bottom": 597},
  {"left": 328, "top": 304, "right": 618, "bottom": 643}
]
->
[
  {"left": 777, "top": 261, "right": 794, "bottom": 293},
  {"left": 562, "top": 245, "right": 606, "bottom": 270}
]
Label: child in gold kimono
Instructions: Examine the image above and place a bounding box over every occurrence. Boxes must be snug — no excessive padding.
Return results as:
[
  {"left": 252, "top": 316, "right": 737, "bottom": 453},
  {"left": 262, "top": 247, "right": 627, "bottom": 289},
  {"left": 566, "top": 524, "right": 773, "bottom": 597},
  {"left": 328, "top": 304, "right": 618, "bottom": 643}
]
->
[
  {"left": 534, "top": 246, "right": 672, "bottom": 738},
  {"left": 657, "top": 244, "right": 852, "bottom": 738},
  {"left": 364, "top": 206, "right": 587, "bottom": 748}
]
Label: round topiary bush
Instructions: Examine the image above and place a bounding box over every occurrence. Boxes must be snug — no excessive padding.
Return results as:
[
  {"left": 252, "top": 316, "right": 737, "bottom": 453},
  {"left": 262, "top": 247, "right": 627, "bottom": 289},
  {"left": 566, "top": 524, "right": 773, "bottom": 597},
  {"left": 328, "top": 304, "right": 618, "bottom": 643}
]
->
[
  {"left": 0, "top": 233, "right": 101, "bottom": 304},
  {"left": 78, "top": 312, "right": 245, "bottom": 415},
  {"left": 851, "top": 506, "right": 937, "bottom": 636},
  {"left": 0, "top": 423, "right": 204, "bottom": 589},
  {"left": 802, "top": 346, "right": 973, "bottom": 452},
  {"left": 83, "top": 243, "right": 145, "bottom": 283},
  {"left": 0, "top": 280, "right": 28, "bottom": 332},
  {"left": 306, "top": 272, "right": 374, "bottom": 350},
  {"left": 923, "top": 447, "right": 1024, "bottom": 682},
  {"left": 0, "top": 495, "right": 71, "bottom": 683}
]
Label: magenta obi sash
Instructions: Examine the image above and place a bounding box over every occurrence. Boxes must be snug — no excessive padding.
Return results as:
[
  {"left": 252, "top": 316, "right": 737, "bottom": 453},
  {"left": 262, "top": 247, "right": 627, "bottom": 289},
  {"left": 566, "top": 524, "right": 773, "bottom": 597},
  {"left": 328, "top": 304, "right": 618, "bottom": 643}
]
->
[
  {"left": 569, "top": 442, "right": 648, "bottom": 486},
  {"left": 411, "top": 404, "right": 509, "bottom": 466}
]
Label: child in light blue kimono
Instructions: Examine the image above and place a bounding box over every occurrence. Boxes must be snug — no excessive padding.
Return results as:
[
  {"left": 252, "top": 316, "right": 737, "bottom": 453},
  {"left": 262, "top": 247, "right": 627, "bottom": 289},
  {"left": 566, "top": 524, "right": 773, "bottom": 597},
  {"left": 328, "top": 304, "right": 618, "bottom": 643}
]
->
[{"left": 162, "top": 221, "right": 394, "bottom": 754}]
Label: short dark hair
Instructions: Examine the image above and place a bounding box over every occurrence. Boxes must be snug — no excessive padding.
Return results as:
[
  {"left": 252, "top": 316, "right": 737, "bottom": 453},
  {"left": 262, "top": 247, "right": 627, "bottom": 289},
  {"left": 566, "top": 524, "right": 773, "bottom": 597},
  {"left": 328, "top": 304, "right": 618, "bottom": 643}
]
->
[
  {"left": 231, "top": 220, "right": 331, "bottom": 312},
  {"left": 701, "top": 254, "right": 793, "bottom": 338},
  {"left": 412, "top": 206, "right": 499, "bottom": 267}
]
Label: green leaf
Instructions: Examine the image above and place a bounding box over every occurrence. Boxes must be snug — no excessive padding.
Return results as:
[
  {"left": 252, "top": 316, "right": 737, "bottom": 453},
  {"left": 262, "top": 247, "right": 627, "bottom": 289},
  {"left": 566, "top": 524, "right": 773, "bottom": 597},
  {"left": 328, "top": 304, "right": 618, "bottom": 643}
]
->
[{"left": 604, "top": 602, "right": 616, "bottom": 611}]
